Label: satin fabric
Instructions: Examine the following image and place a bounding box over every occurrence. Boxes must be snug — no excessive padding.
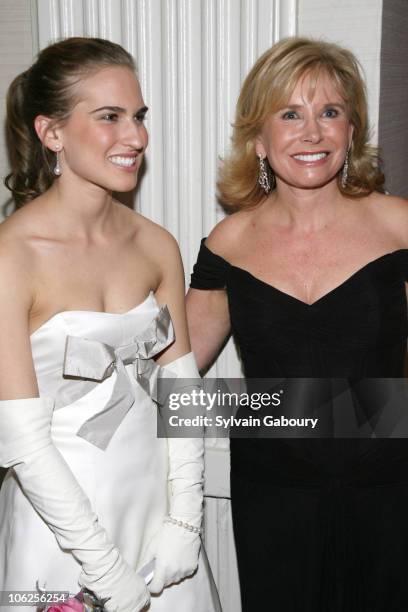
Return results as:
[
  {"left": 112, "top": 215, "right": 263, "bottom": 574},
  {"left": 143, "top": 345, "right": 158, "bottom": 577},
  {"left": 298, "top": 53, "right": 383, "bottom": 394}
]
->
[{"left": 0, "top": 292, "right": 219, "bottom": 611}]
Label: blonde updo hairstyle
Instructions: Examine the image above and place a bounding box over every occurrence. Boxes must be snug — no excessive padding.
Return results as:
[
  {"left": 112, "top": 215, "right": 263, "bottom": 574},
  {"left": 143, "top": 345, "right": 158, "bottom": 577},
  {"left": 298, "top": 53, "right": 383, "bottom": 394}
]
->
[
  {"left": 5, "top": 37, "right": 135, "bottom": 209},
  {"left": 217, "top": 36, "right": 384, "bottom": 211}
]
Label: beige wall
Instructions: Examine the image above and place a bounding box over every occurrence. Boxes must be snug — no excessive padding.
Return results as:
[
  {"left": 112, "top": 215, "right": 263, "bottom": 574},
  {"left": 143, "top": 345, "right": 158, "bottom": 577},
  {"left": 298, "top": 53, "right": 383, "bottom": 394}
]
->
[
  {"left": 378, "top": 0, "right": 408, "bottom": 197},
  {"left": 0, "top": 0, "right": 37, "bottom": 214}
]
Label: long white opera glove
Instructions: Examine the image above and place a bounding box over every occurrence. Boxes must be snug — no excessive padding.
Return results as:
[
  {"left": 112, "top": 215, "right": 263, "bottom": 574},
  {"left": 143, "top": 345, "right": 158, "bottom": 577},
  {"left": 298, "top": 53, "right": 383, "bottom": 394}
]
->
[
  {"left": 148, "top": 352, "right": 204, "bottom": 594},
  {"left": 0, "top": 397, "right": 149, "bottom": 612}
]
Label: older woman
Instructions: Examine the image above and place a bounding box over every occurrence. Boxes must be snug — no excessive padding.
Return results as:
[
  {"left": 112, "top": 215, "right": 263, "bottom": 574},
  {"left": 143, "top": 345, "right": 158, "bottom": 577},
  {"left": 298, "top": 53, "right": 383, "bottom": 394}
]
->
[{"left": 187, "top": 37, "right": 408, "bottom": 611}]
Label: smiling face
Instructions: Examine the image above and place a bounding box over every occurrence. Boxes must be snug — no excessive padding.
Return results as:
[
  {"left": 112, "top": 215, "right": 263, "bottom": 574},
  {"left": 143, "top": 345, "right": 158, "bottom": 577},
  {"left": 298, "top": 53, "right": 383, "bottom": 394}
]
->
[
  {"left": 55, "top": 65, "right": 148, "bottom": 193},
  {"left": 255, "top": 70, "right": 354, "bottom": 191}
]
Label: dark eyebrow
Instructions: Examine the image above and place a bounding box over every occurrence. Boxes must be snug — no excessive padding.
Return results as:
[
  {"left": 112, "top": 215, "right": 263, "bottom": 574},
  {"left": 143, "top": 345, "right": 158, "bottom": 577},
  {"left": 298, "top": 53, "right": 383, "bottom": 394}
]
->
[
  {"left": 90, "top": 105, "right": 126, "bottom": 114},
  {"left": 90, "top": 105, "right": 149, "bottom": 115}
]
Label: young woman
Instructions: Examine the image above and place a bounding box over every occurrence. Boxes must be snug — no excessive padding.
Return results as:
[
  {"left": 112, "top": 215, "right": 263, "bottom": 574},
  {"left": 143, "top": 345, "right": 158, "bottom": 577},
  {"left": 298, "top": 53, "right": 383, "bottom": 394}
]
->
[
  {"left": 187, "top": 37, "right": 408, "bottom": 611},
  {"left": 0, "top": 37, "right": 219, "bottom": 612}
]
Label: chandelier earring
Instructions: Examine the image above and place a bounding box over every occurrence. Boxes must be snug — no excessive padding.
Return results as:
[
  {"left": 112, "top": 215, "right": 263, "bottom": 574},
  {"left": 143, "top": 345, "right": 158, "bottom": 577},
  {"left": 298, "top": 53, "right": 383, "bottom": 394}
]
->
[
  {"left": 258, "top": 154, "right": 271, "bottom": 194},
  {"left": 54, "top": 145, "right": 62, "bottom": 177},
  {"left": 341, "top": 149, "right": 349, "bottom": 189}
]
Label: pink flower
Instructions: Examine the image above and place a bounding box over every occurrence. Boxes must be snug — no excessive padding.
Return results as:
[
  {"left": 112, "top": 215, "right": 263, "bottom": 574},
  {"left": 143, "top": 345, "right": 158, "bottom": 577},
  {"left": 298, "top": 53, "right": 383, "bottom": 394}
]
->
[{"left": 47, "top": 597, "right": 84, "bottom": 612}]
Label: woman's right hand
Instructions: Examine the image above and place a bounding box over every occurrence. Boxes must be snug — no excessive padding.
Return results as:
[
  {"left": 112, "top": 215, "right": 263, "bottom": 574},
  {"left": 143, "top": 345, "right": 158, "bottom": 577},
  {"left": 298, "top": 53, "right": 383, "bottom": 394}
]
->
[{"left": 81, "top": 559, "right": 149, "bottom": 612}]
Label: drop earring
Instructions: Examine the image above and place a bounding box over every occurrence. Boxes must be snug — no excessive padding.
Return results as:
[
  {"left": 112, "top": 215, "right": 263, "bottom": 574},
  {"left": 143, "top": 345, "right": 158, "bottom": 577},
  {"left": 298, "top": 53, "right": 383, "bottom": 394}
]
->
[
  {"left": 54, "top": 145, "right": 62, "bottom": 176},
  {"left": 258, "top": 155, "right": 271, "bottom": 194},
  {"left": 341, "top": 149, "right": 349, "bottom": 189}
]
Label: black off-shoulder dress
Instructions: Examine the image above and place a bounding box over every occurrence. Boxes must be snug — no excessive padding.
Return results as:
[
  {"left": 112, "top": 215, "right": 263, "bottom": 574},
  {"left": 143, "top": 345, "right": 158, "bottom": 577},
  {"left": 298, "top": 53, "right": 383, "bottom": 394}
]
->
[{"left": 190, "top": 239, "right": 408, "bottom": 612}]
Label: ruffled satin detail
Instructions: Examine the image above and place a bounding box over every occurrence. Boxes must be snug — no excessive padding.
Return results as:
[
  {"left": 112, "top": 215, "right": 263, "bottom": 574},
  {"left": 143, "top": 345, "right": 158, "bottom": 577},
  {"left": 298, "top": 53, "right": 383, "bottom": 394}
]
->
[{"left": 62, "top": 306, "right": 174, "bottom": 450}]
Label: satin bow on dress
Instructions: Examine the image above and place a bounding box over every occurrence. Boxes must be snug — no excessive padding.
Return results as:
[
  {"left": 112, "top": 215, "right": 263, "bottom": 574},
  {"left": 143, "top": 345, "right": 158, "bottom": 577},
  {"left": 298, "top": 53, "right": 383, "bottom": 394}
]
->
[{"left": 61, "top": 305, "right": 175, "bottom": 450}]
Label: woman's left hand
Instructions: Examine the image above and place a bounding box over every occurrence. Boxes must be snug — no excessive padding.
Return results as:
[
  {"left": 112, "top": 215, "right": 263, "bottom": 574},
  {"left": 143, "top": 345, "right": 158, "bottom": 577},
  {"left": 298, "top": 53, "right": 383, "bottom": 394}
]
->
[{"left": 146, "top": 522, "right": 201, "bottom": 593}]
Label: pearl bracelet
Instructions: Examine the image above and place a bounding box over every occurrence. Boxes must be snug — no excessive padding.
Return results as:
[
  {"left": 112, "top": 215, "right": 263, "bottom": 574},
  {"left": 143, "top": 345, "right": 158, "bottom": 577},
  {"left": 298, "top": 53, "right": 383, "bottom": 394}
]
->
[{"left": 164, "top": 515, "right": 201, "bottom": 534}]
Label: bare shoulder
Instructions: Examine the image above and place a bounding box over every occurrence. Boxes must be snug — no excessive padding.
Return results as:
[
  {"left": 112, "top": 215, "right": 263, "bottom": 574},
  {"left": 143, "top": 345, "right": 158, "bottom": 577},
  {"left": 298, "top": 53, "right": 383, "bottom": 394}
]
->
[
  {"left": 0, "top": 210, "right": 37, "bottom": 275},
  {"left": 367, "top": 192, "right": 408, "bottom": 245},
  {"left": 132, "top": 212, "right": 180, "bottom": 258},
  {"left": 370, "top": 191, "right": 408, "bottom": 214},
  {"left": 0, "top": 217, "right": 35, "bottom": 315},
  {"left": 118, "top": 207, "right": 190, "bottom": 356},
  {"left": 205, "top": 209, "right": 254, "bottom": 257},
  {"left": 0, "top": 198, "right": 61, "bottom": 310},
  {"left": 118, "top": 205, "right": 183, "bottom": 278},
  {"left": 0, "top": 194, "right": 55, "bottom": 242}
]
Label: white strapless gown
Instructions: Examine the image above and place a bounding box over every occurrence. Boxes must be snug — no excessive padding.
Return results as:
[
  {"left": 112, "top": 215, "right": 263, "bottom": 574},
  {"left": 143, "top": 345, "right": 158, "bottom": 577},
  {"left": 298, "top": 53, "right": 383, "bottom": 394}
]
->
[{"left": 0, "top": 292, "right": 220, "bottom": 611}]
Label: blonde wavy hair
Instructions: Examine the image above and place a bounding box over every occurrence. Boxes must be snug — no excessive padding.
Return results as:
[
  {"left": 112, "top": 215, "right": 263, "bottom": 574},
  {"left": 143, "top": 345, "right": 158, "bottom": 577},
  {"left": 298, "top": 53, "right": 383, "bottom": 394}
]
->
[{"left": 217, "top": 37, "right": 384, "bottom": 211}]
